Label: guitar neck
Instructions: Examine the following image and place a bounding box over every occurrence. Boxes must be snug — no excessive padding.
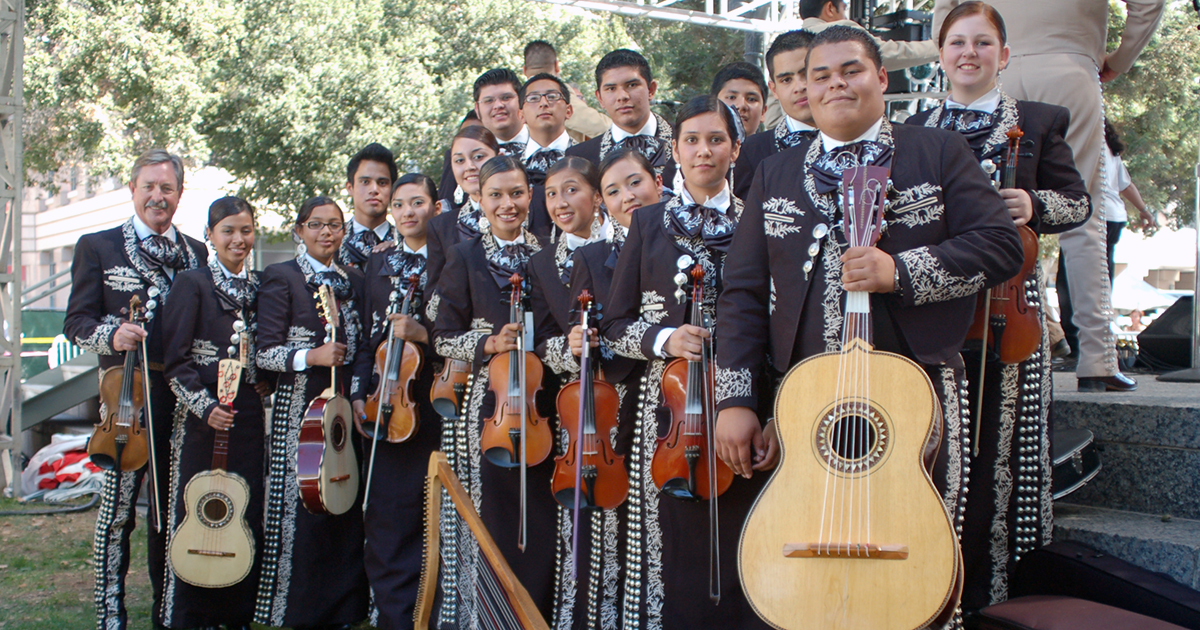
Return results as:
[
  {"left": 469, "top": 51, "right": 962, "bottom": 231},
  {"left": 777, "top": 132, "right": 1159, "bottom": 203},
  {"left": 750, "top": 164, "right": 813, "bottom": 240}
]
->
[{"left": 211, "top": 427, "right": 230, "bottom": 471}]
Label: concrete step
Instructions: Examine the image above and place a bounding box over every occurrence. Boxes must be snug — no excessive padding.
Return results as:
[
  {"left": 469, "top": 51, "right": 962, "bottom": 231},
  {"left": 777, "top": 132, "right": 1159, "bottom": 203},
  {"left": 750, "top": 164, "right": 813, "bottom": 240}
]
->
[
  {"left": 1052, "top": 372, "right": 1200, "bottom": 520},
  {"left": 1054, "top": 502, "right": 1200, "bottom": 591}
]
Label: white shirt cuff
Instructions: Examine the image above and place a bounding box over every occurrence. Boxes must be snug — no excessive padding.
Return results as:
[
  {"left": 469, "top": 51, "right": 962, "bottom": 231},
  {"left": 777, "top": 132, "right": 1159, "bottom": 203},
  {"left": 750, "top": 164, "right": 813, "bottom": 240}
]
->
[
  {"left": 652, "top": 327, "right": 676, "bottom": 359},
  {"left": 293, "top": 349, "right": 309, "bottom": 372}
]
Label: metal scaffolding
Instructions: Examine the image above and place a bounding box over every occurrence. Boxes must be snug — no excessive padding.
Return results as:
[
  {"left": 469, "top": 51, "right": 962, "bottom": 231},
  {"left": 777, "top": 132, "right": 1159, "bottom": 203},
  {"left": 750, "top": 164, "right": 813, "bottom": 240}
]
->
[{"left": 0, "top": 0, "right": 23, "bottom": 494}]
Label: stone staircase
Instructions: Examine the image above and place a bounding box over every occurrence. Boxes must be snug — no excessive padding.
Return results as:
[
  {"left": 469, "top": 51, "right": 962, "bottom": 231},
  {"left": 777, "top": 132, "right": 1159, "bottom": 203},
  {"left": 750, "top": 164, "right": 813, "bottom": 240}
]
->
[{"left": 1051, "top": 371, "right": 1200, "bottom": 590}]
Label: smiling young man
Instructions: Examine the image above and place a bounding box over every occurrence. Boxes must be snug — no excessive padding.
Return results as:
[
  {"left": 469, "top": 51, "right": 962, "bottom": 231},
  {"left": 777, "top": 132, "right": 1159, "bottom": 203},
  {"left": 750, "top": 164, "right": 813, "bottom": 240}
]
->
[
  {"left": 731, "top": 29, "right": 819, "bottom": 199},
  {"left": 713, "top": 27, "right": 1024, "bottom": 581},
  {"left": 338, "top": 142, "right": 399, "bottom": 269},
  {"left": 474, "top": 67, "right": 529, "bottom": 156},
  {"left": 565, "top": 48, "right": 677, "bottom": 188}
]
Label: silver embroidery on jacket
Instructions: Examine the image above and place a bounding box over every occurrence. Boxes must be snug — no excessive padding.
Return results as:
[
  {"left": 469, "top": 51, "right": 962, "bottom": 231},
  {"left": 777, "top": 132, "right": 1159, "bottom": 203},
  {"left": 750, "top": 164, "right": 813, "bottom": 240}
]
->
[
  {"left": 714, "top": 366, "right": 754, "bottom": 405},
  {"left": 897, "top": 246, "right": 986, "bottom": 306}
]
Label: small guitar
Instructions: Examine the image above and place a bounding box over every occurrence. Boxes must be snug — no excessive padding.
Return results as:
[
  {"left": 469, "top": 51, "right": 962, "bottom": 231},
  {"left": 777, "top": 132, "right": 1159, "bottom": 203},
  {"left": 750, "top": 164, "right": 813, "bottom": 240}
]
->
[
  {"left": 168, "top": 319, "right": 255, "bottom": 588},
  {"left": 297, "top": 284, "right": 360, "bottom": 516},
  {"left": 738, "top": 166, "right": 961, "bottom": 629}
]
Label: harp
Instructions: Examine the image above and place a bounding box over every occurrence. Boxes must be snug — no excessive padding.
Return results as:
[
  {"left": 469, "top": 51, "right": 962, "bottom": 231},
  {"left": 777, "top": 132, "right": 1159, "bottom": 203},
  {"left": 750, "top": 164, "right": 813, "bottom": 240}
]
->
[{"left": 415, "top": 451, "right": 550, "bottom": 630}]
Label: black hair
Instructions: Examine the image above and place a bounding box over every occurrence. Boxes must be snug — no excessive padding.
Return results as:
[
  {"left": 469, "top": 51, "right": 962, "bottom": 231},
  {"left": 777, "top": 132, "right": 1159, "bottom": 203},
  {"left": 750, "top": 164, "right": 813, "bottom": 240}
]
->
[
  {"left": 710, "top": 62, "right": 767, "bottom": 101},
  {"left": 545, "top": 156, "right": 601, "bottom": 193},
  {"left": 473, "top": 68, "right": 523, "bottom": 103},
  {"left": 520, "top": 73, "right": 571, "bottom": 105},
  {"left": 478, "top": 155, "right": 529, "bottom": 189},
  {"left": 799, "top": 0, "right": 841, "bottom": 18},
  {"left": 672, "top": 94, "right": 740, "bottom": 143},
  {"left": 461, "top": 109, "right": 481, "bottom": 127},
  {"left": 765, "top": 30, "right": 816, "bottom": 80},
  {"left": 295, "top": 195, "right": 343, "bottom": 226},
  {"left": 452, "top": 124, "right": 501, "bottom": 154},
  {"left": 207, "top": 196, "right": 255, "bottom": 230},
  {"left": 599, "top": 148, "right": 657, "bottom": 185},
  {"left": 346, "top": 142, "right": 398, "bottom": 185},
  {"left": 523, "top": 40, "right": 557, "bottom": 69},
  {"left": 808, "top": 24, "right": 884, "bottom": 72},
  {"left": 594, "top": 49, "right": 653, "bottom": 90},
  {"left": 393, "top": 172, "right": 438, "bottom": 203},
  {"left": 1104, "top": 120, "right": 1126, "bottom": 156}
]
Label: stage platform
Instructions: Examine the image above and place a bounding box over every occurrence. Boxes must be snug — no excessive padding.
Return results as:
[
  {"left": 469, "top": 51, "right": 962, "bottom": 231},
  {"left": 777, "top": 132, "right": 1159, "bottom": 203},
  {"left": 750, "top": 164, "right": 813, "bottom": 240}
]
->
[{"left": 1051, "top": 370, "right": 1200, "bottom": 589}]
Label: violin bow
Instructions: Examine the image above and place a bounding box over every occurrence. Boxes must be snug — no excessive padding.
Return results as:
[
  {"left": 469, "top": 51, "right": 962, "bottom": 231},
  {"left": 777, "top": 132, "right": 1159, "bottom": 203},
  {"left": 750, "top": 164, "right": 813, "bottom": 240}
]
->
[{"left": 139, "top": 334, "right": 163, "bottom": 533}]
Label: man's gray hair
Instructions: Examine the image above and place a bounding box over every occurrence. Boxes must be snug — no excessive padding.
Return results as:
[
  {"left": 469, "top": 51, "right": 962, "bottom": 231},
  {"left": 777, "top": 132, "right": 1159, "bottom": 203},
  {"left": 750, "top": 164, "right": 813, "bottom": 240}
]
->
[{"left": 129, "top": 149, "right": 185, "bottom": 189}]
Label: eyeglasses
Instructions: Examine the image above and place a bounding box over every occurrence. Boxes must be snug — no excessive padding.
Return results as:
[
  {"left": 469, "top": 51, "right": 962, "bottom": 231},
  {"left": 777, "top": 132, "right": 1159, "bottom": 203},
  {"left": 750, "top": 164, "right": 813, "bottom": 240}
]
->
[
  {"left": 524, "top": 92, "right": 565, "bottom": 105},
  {"left": 303, "top": 220, "right": 345, "bottom": 232},
  {"left": 478, "top": 93, "right": 517, "bottom": 107}
]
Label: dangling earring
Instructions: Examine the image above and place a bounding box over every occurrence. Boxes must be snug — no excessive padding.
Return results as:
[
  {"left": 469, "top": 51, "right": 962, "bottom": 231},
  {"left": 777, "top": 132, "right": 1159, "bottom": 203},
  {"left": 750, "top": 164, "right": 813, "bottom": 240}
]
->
[
  {"left": 728, "top": 164, "right": 735, "bottom": 195},
  {"left": 295, "top": 242, "right": 307, "bottom": 258},
  {"left": 590, "top": 212, "right": 602, "bottom": 239},
  {"left": 478, "top": 214, "right": 490, "bottom": 232},
  {"left": 454, "top": 185, "right": 466, "bottom": 205},
  {"left": 551, "top": 223, "right": 558, "bottom": 244}
]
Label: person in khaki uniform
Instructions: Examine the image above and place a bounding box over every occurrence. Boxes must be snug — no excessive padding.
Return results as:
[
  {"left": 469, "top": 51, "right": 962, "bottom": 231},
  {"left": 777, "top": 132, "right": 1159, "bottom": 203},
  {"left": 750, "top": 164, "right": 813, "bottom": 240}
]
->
[
  {"left": 763, "top": 0, "right": 943, "bottom": 128},
  {"left": 935, "top": 0, "right": 1163, "bottom": 391},
  {"left": 523, "top": 40, "right": 610, "bottom": 141}
]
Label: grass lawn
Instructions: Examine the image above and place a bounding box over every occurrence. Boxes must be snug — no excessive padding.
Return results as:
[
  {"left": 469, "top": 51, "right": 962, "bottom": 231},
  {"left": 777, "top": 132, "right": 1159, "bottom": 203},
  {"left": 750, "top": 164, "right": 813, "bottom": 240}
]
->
[
  {"left": 0, "top": 497, "right": 375, "bottom": 629},
  {"left": 0, "top": 496, "right": 151, "bottom": 629}
]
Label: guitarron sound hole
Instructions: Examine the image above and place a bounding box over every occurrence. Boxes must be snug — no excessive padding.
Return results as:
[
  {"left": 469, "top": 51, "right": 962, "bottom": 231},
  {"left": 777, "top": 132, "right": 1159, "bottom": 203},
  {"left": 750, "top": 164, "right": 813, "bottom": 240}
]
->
[
  {"left": 814, "top": 402, "right": 890, "bottom": 476},
  {"left": 331, "top": 419, "right": 346, "bottom": 451}
]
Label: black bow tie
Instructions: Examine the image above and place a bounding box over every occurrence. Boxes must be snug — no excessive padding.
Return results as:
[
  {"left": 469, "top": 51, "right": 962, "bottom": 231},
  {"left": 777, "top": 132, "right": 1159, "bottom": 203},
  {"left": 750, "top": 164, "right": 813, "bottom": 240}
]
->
[
  {"left": 341, "top": 228, "right": 382, "bottom": 265},
  {"left": 487, "top": 242, "right": 533, "bottom": 289},
  {"left": 385, "top": 248, "right": 427, "bottom": 279},
  {"left": 812, "top": 141, "right": 894, "bottom": 195},
  {"left": 499, "top": 141, "right": 527, "bottom": 158},
  {"left": 140, "top": 234, "right": 188, "bottom": 273},
  {"left": 525, "top": 149, "right": 565, "bottom": 186},
  {"left": 940, "top": 108, "right": 996, "bottom": 154},
  {"left": 456, "top": 206, "right": 484, "bottom": 241},
  {"left": 667, "top": 201, "right": 737, "bottom": 254},
  {"left": 308, "top": 270, "right": 353, "bottom": 301},
  {"left": 778, "top": 129, "right": 817, "bottom": 151},
  {"left": 215, "top": 276, "right": 253, "bottom": 313},
  {"left": 615, "top": 135, "right": 668, "bottom": 167}
]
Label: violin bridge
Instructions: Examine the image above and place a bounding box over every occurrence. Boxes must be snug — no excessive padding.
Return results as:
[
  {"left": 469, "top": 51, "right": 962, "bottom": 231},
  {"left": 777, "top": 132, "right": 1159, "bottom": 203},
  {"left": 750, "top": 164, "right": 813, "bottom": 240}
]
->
[{"left": 782, "top": 543, "right": 908, "bottom": 560}]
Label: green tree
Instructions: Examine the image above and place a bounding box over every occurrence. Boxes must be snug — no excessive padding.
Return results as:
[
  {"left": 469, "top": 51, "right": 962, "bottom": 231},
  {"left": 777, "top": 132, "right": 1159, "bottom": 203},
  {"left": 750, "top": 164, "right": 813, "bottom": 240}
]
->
[{"left": 1104, "top": 2, "right": 1200, "bottom": 229}]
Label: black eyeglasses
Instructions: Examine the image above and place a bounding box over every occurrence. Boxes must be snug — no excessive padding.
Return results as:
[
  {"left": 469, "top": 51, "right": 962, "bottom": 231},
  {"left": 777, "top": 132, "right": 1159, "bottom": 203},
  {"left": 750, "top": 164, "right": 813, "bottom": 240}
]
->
[
  {"left": 303, "top": 220, "right": 345, "bottom": 232},
  {"left": 524, "top": 92, "right": 566, "bottom": 105}
]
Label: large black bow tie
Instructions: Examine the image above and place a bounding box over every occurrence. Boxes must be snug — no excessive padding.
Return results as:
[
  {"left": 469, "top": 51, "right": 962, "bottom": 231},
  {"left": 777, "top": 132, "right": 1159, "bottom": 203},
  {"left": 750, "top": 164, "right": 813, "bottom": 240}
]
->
[
  {"left": 215, "top": 276, "right": 253, "bottom": 313},
  {"left": 499, "top": 141, "right": 527, "bottom": 158},
  {"left": 777, "top": 129, "right": 817, "bottom": 151},
  {"left": 615, "top": 135, "right": 668, "bottom": 168},
  {"left": 308, "top": 270, "right": 353, "bottom": 301},
  {"left": 385, "top": 248, "right": 427, "bottom": 279},
  {"left": 812, "top": 141, "right": 894, "bottom": 195},
  {"left": 487, "top": 243, "right": 533, "bottom": 289},
  {"left": 525, "top": 149, "right": 565, "bottom": 185},
  {"left": 341, "top": 228, "right": 381, "bottom": 265},
  {"left": 456, "top": 206, "right": 484, "bottom": 241},
  {"left": 940, "top": 108, "right": 996, "bottom": 154},
  {"left": 140, "top": 234, "right": 188, "bottom": 273},
  {"left": 667, "top": 202, "right": 737, "bottom": 254}
]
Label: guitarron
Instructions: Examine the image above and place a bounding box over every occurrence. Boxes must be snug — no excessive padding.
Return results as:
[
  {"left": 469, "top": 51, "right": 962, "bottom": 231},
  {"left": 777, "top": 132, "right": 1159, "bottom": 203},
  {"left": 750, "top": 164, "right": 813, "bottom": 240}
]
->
[
  {"left": 297, "top": 284, "right": 360, "bottom": 516},
  {"left": 739, "top": 166, "right": 961, "bottom": 630},
  {"left": 168, "top": 320, "right": 255, "bottom": 587}
]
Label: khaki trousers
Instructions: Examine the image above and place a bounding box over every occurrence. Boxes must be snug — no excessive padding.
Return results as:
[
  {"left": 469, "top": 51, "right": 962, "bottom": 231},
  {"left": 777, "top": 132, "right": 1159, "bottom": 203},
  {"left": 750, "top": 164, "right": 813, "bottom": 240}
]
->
[{"left": 1001, "top": 53, "right": 1118, "bottom": 377}]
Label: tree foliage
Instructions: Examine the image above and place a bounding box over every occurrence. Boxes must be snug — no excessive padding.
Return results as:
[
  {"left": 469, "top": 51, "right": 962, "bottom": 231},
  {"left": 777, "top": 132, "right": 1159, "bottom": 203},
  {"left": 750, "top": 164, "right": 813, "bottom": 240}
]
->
[{"left": 1103, "top": 2, "right": 1200, "bottom": 229}]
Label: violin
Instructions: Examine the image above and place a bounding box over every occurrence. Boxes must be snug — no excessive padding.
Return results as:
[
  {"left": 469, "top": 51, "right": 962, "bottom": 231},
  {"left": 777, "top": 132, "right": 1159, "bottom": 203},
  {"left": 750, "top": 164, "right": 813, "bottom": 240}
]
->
[
  {"left": 481, "top": 273, "right": 553, "bottom": 550},
  {"left": 363, "top": 274, "right": 424, "bottom": 443},
  {"left": 552, "top": 290, "right": 628, "bottom": 512},
  {"left": 89, "top": 295, "right": 150, "bottom": 473},
  {"left": 89, "top": 294, "right": 163, "bottom": 531},
  {"left": 966, "top": 125, "right": 1042, "bottom": 366},
  {"left": 651, "top": 265, "right": 733, "bottom": 502},
  {"left": 431, "top": 359, "right": 470, "bottom": 419}
]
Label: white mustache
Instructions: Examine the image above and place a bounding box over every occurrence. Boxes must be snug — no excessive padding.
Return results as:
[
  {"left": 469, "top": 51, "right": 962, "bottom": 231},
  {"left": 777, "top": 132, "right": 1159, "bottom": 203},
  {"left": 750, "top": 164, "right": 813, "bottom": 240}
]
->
[{"left": 146, "top": 200, "right": 169, "bottom": 211}]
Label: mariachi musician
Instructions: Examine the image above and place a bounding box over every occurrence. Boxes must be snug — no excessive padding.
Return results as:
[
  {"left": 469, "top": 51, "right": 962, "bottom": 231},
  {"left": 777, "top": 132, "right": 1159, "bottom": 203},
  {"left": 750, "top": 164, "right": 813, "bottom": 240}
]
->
[
  {"left": 160, "top": 196, "right": 269, "bottom": 628},
  {"left": 715, "top": 26, "right": 1024, "bottom": 608},
  {"left": 350, "top": 173, "right": 444, "bottom": 629},
  {"left": 64, "top": 149, "right": 206, "bottom": 630},
  {"left": 904, "top": 1, "right": 1090, "bottom": 611},
  {"left": 253, "top": 196, "right": 369, "bottom": 628}
]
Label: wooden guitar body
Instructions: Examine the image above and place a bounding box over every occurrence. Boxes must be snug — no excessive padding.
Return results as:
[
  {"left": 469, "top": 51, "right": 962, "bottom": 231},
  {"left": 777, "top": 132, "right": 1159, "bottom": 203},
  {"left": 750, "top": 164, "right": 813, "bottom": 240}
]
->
[
  {"left": 297, "top": 390, "right": 360, "bottom": 515},
  {"left": 168, "top": 468, "right": 255, "bottom": 588},
  {"left": 739, "top": 339, "right": 960, "bottom": 630}
]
